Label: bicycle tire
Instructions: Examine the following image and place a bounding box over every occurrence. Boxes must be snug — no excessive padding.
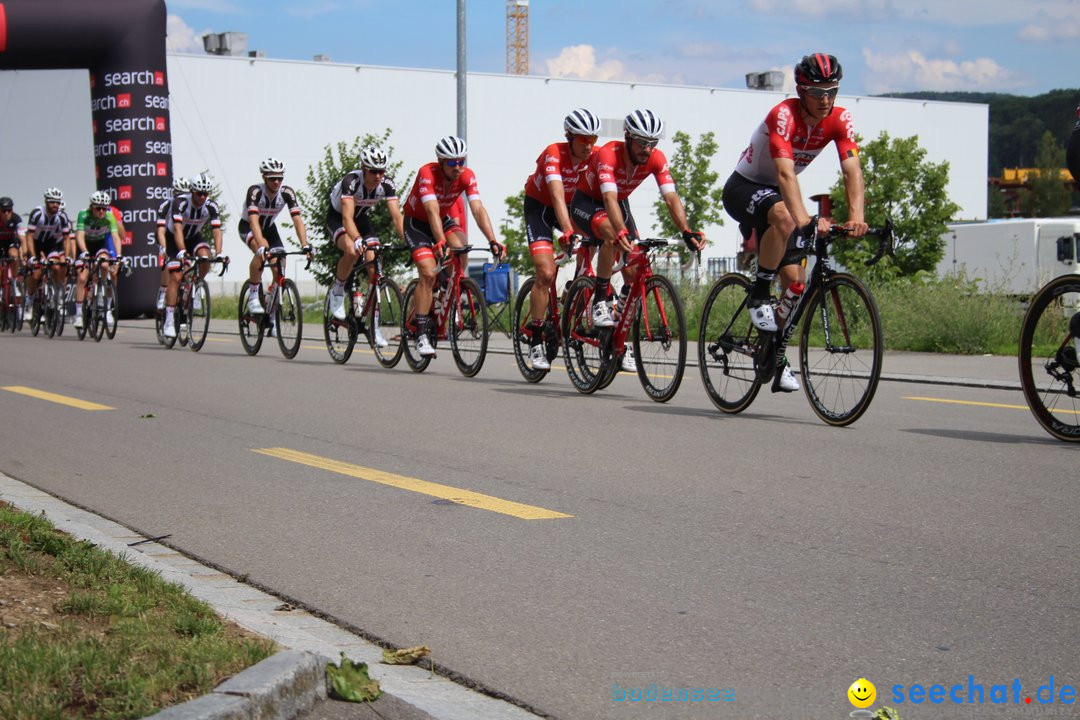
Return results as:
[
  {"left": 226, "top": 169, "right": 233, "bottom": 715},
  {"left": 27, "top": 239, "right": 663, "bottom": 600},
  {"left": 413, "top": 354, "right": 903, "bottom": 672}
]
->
[
  {"left": 631, "top": 275, "right": 687, "bottom": 402},
  {"left": 368, "top": 277, "right": 405, "bottom": 368},
  {"left": 238, "top": 283, "right": 266, "bottom": 356},
  {"left": 511, "top": 277, "right": 548, "bottom": 383},
  {"left": 799, "top": 273, "right": 883, "bottom": 426},
  {"left": 450, "top": 277, "right": 489, "bottom": 377},
  {"left": 1018, "top": 275, "right": 1080, "bottom": 442},
  {"left": 45, "top": 280, "right": 61, "bottom": 338},
  {"left": 90, "top": 283, "right": 105, "bottom": 341},
  {"left": 697, "top": 273, "right": 763, "bottom": 413},
  {"left": 30, "top": 288, "right": 43, "bottom": 336},
  {"left": 13, "top": 277, "right": 26, "bottom": 332},
  {"left": 0, "top": 278, "right": 11, "bottom": 332},
  {"left": 400, "top": 279, "right": 432, "bottom": 373},
  {"left": 187, "top": 279, "right": 211, "bottom": 351},
  {"left": 323, "top": 286, "right": 357, "bottom": 364},
  {"left": 102, "top": 280, "right": 118, "bottom": 340},
  {"left": 176, "top": 286, "right": 190, "bottom": 347},
  {"left": 75, "top": 291, "right": 89, "bottom": 340},
  {"left": 561, "top": 275, "right": 606, "bottom": 394},
  {"left": 274, "top": 279, "right": 302, "bottom": 359}
]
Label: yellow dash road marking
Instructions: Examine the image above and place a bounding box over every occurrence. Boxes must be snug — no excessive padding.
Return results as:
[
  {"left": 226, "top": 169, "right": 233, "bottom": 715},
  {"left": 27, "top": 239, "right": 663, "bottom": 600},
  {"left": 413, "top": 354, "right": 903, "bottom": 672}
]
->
[
  {"left": 253, "top": 447, "right": 572, "bottom": 520},
  {"left": 904, "top": 395, "right": 1080, "bottom": 415},
  {"left": 2, "top": 386, "right": 114, "bottom": 411}
]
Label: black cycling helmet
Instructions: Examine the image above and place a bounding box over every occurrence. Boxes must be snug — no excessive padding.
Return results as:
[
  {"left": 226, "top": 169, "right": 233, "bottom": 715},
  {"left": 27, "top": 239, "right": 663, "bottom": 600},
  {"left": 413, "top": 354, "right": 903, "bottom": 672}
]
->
[
  {"left": 794, "top": 53, "right": 843, "bottom": 85},
  {"left": 0, "top": 197, "right": 13, "bottom": 211}
]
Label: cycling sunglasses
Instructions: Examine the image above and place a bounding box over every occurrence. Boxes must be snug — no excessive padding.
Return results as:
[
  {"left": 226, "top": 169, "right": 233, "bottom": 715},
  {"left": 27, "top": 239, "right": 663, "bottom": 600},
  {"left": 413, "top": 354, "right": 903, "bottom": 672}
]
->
[
  {"left": 799, "top": 85, "right": 839, "bottom": 99},
  {"left": 444, "top": 159, "right": 466, "bottom": 168}
]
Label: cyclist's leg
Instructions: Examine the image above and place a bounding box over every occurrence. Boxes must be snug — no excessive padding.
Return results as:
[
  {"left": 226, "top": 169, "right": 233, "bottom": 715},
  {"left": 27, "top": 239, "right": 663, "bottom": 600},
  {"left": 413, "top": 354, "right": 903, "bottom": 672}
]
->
[
  {"left": 243, "top": 224, "right": 268, "bottom": 305},
  {"left": 569, "top": 191, "right": 617, "bottom": 316},
  {"left": 616, "top": 201, "right": 641, "bottom": 308},
  {"left": 193, "top": 242, "right": 212, "bottom": 279},
  {"left": 524, "top": 199, "right": 557, "bottom": 326},
  {"left": 405, "top": 218, "right": 438, "bottom": 351}
]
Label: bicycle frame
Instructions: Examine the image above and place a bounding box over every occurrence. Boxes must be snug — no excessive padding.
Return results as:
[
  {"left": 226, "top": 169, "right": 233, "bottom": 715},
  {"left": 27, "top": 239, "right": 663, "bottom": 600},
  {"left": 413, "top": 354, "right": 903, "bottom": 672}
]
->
[{"left": 518, "top": 239, "right": 597, "bottom": 345}]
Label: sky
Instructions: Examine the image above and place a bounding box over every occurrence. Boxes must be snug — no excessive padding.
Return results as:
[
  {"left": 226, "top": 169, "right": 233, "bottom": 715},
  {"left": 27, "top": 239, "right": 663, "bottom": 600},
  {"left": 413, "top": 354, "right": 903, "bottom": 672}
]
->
[{"left": 164, "top": 0, "right": 1080, "bottom": 97}]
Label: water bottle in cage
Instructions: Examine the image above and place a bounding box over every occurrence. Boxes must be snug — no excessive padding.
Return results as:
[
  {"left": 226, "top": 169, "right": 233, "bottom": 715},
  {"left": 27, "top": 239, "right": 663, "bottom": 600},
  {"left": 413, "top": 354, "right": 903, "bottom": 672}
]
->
[
  {"left": 775, "top": 282, "right": 805, "bottom": 324},
  {"left": 353, "top": 287, "right": 365, "bottom": 317}
]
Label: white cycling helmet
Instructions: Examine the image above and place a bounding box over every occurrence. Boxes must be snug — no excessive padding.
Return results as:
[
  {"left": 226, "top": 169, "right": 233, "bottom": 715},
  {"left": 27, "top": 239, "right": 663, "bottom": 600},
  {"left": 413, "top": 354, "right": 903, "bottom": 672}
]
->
[
  {"left": 360, "top": 146, "right": 388, "bottom": 170},
  {"left": 189, "top": 174, "right": 214, "bottom": 194},
  {"left": 564, "top": 108, "right": 601, "bottom": 137},
  {"left": 173, "top": 176, "right": 190, "bottom": 193},
  {"left": 623, "top": 109, "right": 664, "bottom": 142},
  {"left": 89, "top": 191, "right": 111, "bottom": 207},
  {"left": 43, "top": 187, "right": 63, "bottom": 202},
  {"left": 435, "top": 136, "right": 468, "bottom": 160},
  {"left": 259, "top": 157, "right": 285, "bottom": 176}
]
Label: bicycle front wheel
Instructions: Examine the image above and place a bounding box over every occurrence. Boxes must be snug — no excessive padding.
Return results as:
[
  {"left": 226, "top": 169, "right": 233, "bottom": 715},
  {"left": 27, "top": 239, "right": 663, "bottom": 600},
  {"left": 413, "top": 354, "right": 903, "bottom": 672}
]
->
[
  {"left": 45, "top": 280, "right": 62, "bottom": 338},
  {"left": 1018, "top": 275, "right": 1080, "bottom": 441},
  {"left": 368, "top": 277, "right": 404, "bottom": 368},
  {"left": 238, "top": 284, "right": 265, "bottom": 356},
  {"left": 400, "top": 280, "right": 432, "bottom": 373},
  {"left": 89, "top": 283, "right": 105, "bottom": 341},
  {"left": 632, "top": 275, "right": 686, "bottom": 402},
  {"left": 697, "top": 274, "right": 763, "bottom": 413},
  {"left": 450, "top": 277, "right": 489, "bottom": 377},
  {"left": 188, "top": 279, "right": 211, "bottom": 351},
  {"left": 275, "top": 279, "right": 302, "bottom": 359},
  {"left": 30, "top": 290, "right": 44, "bottom": 337},
  {"left": 799, "top": 273, "right": 883, "bottom": 426},
  {"left": 322, "top": 286, "right": 356, "bottom": 364},
  {"left": 102, "top": 280, "right": 118, "bottom": 340}
]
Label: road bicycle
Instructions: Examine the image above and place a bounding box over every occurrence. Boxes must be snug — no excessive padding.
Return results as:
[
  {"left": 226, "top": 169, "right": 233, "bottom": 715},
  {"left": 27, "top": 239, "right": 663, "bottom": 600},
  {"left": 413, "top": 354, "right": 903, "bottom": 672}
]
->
[
  {"left": 698, "top": 220, "right": 893, "bottom": 426},
  {"left": 31, "top": 257, "right": 73, "bottom": 339},
  {"left": 238, "top": 247, "right": 310, "bottom": 359},
  {"left": 323, "top": 243, "right": 405, "bottom": 367},
  {"left": 1018, "top": 273, "right": 1080, "bottom": 442},
  {"left": 510, "top": 236, "right": 596, "bottom": 383},
  {"left": 74, "top": 255, "right": 130, "bottom": 342},
  {"left": 0, "top": 255, "right": 24, "bottom": 333},
  {"left": 156, "top": 254, "right": 229, "bottom": 351},
  {"left": 400, "top": 245, "right": 491, "bottom": 377},
  {"left": 561, "top": 238, "right": 687, "bottom": 402}
]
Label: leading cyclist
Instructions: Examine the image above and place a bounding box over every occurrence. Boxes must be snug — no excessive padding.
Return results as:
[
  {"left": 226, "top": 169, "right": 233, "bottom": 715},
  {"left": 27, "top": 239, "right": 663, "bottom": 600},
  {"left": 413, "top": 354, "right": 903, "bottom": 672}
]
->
[
  {"left": 722, "top": 53, "right": 868, "bottom": 392},
  {"left": 73, "top": 191, "right": 123, "bottom": 329}
]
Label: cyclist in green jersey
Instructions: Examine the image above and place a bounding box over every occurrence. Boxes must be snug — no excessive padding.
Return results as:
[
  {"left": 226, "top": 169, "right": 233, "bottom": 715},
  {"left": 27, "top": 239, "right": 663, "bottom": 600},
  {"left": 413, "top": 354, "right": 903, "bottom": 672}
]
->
[{"left": 73, "top": 191, "right": 123, "bottom": 329}]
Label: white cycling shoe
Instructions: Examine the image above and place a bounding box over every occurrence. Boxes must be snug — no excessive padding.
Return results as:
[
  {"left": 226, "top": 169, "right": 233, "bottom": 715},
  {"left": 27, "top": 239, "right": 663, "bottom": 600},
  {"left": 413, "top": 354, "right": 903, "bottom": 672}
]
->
[
  {"left": 329, "top": 290, "right": 346, "bottom": 321},
  {"left": 621, "top": 347, "right": 637, "bottom": 373},
  {"left": 592, "top": 300, "right": 615, "bottom": 328},
  {"left": 372, "top": 327, "right": 389, "bottom": 348},
  {"left": 247, "top": 293, "right": 265, "bottom": 316},
  {"left": 416, "top": 334, "right": 436, "bottom": 357},
  {"left": 529, "top": 344, "right": 550, "bottom": 371},
  {"left": 748, "top": 299, "right": 777, "bottom": 332},
  {"left": 776, "top": 364, "right": 800, "bottom": 392}
]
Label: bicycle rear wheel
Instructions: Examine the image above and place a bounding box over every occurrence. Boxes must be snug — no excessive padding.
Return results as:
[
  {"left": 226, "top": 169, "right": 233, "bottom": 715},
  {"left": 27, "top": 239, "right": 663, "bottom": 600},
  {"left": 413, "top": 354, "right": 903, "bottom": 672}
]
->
[
  {"left": 400, "top": 279, "right": 432, "bottom": 373},
  {"left": 238, "top": 284, "right": 266, "bottom": 356},
  {"left": 799, "top": 273, "right": 883, "bottom": 426},
  {"left": 512, "top": 277, "right": 548, "bottom": 383},
  {"left": 368, "top": 277, "right": 404, "bottom": 368},
  {"left": 275, "top": 279, "right": 302, "bottom": 359},
  {"left": 323, "top": 286, "right": 357, "bottom": 364},
  {"left": 450, "top": 277, "right": 489, "bottom": 377},
  {"left": 631, "top": 275, "right": 687, "bottom": 402},
  {"left": 1018, "top": 275, "right": 1080, "bottom": 441},
  {"left": 187, "top": 279, "right": 211, "bottom": 351},
  {"left": 697, "top": 274, "right": 764, "bottom": 414},
  {"left": 561, "top": 276, "right": 606, "bottom": 394}
]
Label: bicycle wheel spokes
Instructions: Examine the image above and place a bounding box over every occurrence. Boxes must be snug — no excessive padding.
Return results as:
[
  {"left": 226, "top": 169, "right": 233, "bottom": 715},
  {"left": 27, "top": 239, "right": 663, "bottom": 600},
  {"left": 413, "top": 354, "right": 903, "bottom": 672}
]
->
[
  {"left": 561, "top": 276, "right": 605, "bottom": 394},
  {"left": 187, "top": 280, "right": 211, "bottom": 351},
  {"left": 1019, "top": 276, "right": 1080, "bottom": 441},
  {"left": 276, "top": 279, "right": 302, "bottom": 359},
  {"left": 799, "top": 274, "right": 883, "bottom": 426},
  {"left": 238, "top": 284, "right": 265, "bottom": 356},
  {"left": 450, "top": 277, "right": 489, "bottom": 377},
  {"left": 369, "top": 278, "right": 404, "bottom": 368},
  {"left": 697, "top": 274, "right": 763, "bottom": 413},
  {"left": 632, "top": 275, "right": 686, "bottom": 402},
  {"left": 323, "top": 287, "right": 356, "bottom": 364}
]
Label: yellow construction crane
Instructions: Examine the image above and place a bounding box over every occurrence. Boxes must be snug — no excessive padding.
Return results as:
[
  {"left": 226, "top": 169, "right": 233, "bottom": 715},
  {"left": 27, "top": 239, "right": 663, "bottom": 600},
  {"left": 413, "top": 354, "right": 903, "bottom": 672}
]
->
[{"left": 506, "top": 0, "right": 529, "bottom": 75}]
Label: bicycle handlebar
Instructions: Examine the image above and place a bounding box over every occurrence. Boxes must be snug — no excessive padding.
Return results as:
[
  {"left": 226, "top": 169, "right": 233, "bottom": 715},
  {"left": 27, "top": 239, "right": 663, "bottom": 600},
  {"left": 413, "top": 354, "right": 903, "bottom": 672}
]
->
[
  {"left": 265, "top": 247, "right": 312, "bottom": 271},
  {"left": 815, "top": 216, "right": 896, "bottom": 267},
  {"left": 188, "top": 254, "right": 230, "bottom": 277}
]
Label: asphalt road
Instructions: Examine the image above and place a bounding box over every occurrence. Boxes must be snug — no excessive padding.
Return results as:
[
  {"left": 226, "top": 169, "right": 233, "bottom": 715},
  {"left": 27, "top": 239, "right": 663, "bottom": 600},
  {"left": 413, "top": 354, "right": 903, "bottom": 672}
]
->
[{"left": 1, "top": 320, "right": 1076, "bottom": 720}]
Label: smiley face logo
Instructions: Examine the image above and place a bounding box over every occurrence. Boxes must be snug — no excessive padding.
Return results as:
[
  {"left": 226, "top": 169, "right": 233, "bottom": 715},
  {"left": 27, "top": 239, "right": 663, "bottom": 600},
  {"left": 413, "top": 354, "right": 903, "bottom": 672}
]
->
[{"left": 848, "top": 678, "right": 876, "bottom": 708}]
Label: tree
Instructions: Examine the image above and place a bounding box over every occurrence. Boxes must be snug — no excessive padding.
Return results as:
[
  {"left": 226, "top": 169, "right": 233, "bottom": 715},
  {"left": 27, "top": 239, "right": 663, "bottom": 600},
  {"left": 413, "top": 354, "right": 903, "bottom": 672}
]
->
[
  {"left": 829, "top": 131, "right": 960, "bottom": 282},
  {"left": 650, "top": 130, "right": 725, "bottom": 272},
  {"left": 1021, "top": 130, "right": 1071, "bottom": 217},
  {"left": 500, "top": 190, "right": 533, "bottom": 277},
  {"left": 291, "top": 130, "right": 411, "bottom": 287}
]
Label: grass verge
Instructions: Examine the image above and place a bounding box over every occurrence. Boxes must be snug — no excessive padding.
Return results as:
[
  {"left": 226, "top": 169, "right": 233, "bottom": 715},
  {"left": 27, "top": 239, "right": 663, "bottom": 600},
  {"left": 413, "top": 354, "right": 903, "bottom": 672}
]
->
[{"left": 0, "top": 501, "right": 274, "bottom": 719}]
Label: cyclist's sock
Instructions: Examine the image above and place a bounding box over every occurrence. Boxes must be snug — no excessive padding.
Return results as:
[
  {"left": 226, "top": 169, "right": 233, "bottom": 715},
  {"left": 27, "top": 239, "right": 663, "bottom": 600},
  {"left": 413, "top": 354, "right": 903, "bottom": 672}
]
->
[
  {"left": 752, "top": 264, "right": 777, "bottom": 301},
  {"left": 416, "top": 313, "right": 430, "bottom": 337},
  {"left": 332, "top": 279, "right": 345, "bottom": 294},
  {"left": 248, "top": 282, "right": 260, "bottom": 299},
  {"left": 529, "top": 320, "right": 544, "bottom": 346},
  {"left": 616, "top": 285, "right": 630, "bottom": 313},
  {"left": 165, "top": 306, "right": 175, "bottom": 322},
  {"left": 595, "top": 278, "right": 611, "bottom": 303},
  {"left": 75, "top": 302, "right": 82, "bottom": 314}
]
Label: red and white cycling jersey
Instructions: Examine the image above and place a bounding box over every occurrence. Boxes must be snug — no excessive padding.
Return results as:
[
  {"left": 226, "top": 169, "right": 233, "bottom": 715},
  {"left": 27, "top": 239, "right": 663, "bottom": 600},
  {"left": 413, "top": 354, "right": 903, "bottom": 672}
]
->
[
  {"left": 403, "top": 162, "right": 480, "bottom": 222},
  {"left": 524, "top": 142, "right": 591, "bottom": 206},
  {"left": 576, "top": 140, "right": 676, "bottom": 201},
  {"left": 734, "top": 98, "right": 859, "bottom": 186}
]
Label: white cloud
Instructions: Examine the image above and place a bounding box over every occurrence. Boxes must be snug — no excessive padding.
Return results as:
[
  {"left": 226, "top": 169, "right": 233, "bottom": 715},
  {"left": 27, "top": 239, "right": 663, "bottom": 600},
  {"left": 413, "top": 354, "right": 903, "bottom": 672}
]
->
[
  {"left": 543, "top": 45, "right": 637, "bottom": 82},
  {"left": 862, "top": 48, "right": 1021, "bottom": 93},
  {"left": 1018, "top": 14, "right": 1080, "bottom": 40},
  {"left": 166, "top": 15, "right": 209, "bottom": 54}
]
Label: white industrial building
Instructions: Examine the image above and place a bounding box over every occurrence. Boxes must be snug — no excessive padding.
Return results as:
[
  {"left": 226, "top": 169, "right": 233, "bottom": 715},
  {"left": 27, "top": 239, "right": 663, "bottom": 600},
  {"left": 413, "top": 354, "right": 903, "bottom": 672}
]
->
[{"left": 1, "top": 52, "right": 988, "bottom": 294}]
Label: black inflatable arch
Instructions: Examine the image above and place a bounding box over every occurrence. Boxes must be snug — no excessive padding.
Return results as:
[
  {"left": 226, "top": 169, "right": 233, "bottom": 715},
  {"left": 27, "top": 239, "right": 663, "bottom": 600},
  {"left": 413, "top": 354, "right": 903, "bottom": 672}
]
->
[{"left": 0, "top": 0, "right": 172, "bottom": 317}]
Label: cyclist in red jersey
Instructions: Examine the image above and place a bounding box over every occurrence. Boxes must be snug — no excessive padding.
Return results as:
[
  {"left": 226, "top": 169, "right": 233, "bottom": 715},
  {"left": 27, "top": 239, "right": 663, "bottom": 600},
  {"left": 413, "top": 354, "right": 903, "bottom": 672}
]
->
[
  {"left": 402, "top": 136, "right": 505, "bottom": 357},
  {"left": 723, "top": 53, "right": 868, "bottom": 392},
  {"left": 521, "top": 108, "right": 601, "bottom": 370},
  {"left": 570, "top": 109, "right": 705, "bottom": 370}
]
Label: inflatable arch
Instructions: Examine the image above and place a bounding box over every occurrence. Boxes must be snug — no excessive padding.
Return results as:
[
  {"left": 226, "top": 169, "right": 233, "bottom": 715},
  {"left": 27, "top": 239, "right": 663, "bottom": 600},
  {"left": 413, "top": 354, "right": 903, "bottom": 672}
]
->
[{"left": 0, "top": 0, "right": 172, "bottom": 317}]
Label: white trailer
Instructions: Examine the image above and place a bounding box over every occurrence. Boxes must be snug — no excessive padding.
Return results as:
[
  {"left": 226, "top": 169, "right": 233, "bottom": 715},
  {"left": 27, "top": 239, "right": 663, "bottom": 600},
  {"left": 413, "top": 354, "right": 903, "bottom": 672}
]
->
[{"left": 937, "top": 218, "right": 1080, "bottom": 295}]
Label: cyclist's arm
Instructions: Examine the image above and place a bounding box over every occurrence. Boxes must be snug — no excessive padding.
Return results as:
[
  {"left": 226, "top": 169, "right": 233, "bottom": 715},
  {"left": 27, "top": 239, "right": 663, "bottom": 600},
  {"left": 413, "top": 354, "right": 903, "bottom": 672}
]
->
[
  {"left": 211, "top": 226, "right": 223, "bottom": 255},
  {"left": 24, "top": 231, "right": 35, "bottom": 260},
  {"left": 172, "top": 220, "right": 187, "bottom": 253},
  {"left": 839, "top": 155, "right": 867, "bottom": 236},
  {"left": 340, "top": 196, "right": 361, "bottom": 245},
  {"left": 774, "top": 157, "right": 816, "bottom": 232},
  {"left": 423, "top": 198, "right": 448, "bottom": 249},
  {"left": 75, "top": 229, "right": 88, "bottom": 256},
  {"left": 386, "top": 198, "right": 405, "bottom": 242},
  {"left": 602, "top": 189, "right": 631, "bottom": 248},
  {"left": 65, "top": 232, "right": 76, "bottom": 259},
  {"left": 545, "top": 177, "right": 575, "bottom": 238},
  {"left": 292, "top": 215, "right": 310, "bottom": 249},
  {"left": 467, "top": 198, "right": 499, "bottom": 247},
  {"left": 106, "top": 213, "right": 123, "bottom": 257},
  {"left": 248, "top": 209, "right": 267, "bottom": 246}
]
